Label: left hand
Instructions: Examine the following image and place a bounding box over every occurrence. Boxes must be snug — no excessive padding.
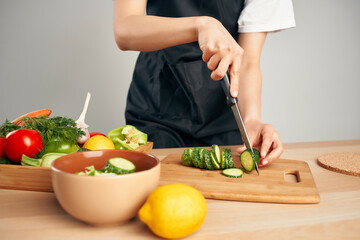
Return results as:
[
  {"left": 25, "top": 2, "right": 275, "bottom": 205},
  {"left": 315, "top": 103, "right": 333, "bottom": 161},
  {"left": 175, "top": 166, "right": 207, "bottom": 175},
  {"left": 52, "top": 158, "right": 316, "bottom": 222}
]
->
[{"left": 236, "top": 120, "right": 283, "bottom": 167}]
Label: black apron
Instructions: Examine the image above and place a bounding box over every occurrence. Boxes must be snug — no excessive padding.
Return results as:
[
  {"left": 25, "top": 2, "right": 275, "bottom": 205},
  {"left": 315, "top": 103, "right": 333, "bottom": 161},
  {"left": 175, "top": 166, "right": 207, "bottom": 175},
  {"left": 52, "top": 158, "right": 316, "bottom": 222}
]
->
[{"left": 125, "top": 0, "right": 245, "bottom": 148}]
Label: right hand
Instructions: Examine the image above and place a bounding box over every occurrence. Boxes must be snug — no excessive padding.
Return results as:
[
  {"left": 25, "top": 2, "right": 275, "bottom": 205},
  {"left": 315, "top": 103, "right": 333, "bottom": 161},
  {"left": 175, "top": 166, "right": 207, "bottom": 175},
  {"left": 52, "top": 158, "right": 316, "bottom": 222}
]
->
[{"left": 196, "top": 17, "right": 244, "bottom": 98}]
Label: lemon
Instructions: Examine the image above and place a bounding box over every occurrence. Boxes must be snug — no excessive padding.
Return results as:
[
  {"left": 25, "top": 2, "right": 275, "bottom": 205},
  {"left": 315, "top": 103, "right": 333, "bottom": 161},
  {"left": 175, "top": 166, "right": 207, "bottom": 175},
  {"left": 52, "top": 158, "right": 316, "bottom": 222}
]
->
[
  {"left": 138, "top": 184, "right": 207, "bottom": 239},
  {"left": 83, "top": 135, "right": 115, "bottom": 150}
]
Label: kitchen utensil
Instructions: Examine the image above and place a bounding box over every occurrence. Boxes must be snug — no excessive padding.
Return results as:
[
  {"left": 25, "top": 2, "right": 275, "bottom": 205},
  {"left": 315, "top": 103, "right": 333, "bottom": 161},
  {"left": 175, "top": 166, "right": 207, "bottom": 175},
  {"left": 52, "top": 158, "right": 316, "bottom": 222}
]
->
[
  {"left": 160, "top": 153, "right": 320, "bottom": 204},
  {"left": 220, "top": 72, "right": 259, "bottom": 174},
  {"left": 51, "top": 150, "right": 160, "bottom": 226}
]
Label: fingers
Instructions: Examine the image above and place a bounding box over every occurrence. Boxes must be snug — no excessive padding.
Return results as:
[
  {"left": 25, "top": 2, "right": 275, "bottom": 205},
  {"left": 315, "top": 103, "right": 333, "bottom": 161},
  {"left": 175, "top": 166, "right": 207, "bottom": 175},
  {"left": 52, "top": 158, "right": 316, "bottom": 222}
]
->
[
  {"left": 236, "top": 129, "right": 260, "bottom": 155},
  {"left": 211, "top": 55, "right": 232, "bottom": 80},
  {"left": 259, "top": 124, "right": 275, "bottom": 158},
  {"left": 236, "top": 122, "right": 283, "bottom": 168},
  {"left": 259, "top": 128, "right": 283, "bottom": 167},
  {"left": 236, "top": 144, "right": 247, "bottom": 154},
  {"left": 201, "top": 39, "right": 243, "bottom": 95},
  {"left": 228, "top": 58, "right": 241, "bottom": 98}
]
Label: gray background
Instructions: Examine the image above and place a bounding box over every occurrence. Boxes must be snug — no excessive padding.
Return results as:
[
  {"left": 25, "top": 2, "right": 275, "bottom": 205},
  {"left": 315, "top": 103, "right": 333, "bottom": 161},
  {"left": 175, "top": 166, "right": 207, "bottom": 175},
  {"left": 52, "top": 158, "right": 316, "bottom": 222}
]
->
[{"left": 0, "top": 0, "right": 359, "bottom": 143}]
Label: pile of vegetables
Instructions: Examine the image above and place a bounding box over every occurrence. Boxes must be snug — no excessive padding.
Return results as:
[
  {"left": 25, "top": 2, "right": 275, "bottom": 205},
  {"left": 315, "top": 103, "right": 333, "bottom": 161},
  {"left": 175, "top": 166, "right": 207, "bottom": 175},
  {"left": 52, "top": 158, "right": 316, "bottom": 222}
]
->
[
  {"left": 0, "top": 93, "right": 148, "bottom": 167},
  {"left": 0, "top": 114, "right": 85, "bottom": 165},
  {"left": 181, "top": 145, "right": 260, "bottom": 178}
]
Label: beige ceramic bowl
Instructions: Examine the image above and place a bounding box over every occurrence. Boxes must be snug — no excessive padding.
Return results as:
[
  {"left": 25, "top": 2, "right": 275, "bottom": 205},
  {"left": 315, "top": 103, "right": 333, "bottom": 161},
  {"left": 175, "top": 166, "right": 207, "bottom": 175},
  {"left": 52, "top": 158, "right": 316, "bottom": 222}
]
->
[{"left": 51, "top": 150, "right": 160, "bottom": 226}]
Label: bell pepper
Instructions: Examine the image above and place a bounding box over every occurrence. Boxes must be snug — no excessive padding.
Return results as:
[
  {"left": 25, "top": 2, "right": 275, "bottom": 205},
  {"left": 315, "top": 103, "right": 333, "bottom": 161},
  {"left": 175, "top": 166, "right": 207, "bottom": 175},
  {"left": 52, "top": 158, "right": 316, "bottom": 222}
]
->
[
  {"left": 40, "top": 137, "right": 79, "bottom": 157},
  {"left": 107, "top": 125, "right": 147, "bottom": 150}
]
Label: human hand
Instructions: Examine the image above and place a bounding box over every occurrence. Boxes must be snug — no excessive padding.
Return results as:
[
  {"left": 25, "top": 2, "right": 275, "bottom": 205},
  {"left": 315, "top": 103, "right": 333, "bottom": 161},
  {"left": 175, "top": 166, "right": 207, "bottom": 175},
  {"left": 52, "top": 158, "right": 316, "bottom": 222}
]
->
[
  {"left": 236, "top": 120, "right": 283, "bottom": 167},
  {"left": 196, "top": 17, "right": 243, "bottom": 98}
]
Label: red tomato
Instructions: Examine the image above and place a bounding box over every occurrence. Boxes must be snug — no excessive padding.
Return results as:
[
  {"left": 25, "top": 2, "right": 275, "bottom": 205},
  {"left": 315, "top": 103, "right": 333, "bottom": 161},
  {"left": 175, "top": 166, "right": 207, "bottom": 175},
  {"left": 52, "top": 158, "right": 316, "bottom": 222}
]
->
[
  {"left": 0, "top": 137, "right": 5, "bottom": 159},
  {"left": 89, "top": 132, "right": 106, "bottom": 138},
  {"left": 4, "top": 129, "right": 43, "bottom": 163}
]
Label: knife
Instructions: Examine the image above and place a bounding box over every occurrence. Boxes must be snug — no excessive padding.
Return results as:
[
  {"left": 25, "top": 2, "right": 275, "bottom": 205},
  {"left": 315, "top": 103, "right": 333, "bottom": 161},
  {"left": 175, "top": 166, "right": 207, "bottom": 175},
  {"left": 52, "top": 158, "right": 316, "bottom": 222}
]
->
[{"left": 220, "top": 72, "right": 259, "bottom": 175}]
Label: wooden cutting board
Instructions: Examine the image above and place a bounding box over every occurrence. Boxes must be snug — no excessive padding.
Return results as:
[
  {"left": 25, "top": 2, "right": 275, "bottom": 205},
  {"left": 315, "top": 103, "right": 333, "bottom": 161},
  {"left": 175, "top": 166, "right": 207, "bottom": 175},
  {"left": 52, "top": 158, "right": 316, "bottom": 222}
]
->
[{"left": 159, "top": 154, "right": 320, "bottom": 204}]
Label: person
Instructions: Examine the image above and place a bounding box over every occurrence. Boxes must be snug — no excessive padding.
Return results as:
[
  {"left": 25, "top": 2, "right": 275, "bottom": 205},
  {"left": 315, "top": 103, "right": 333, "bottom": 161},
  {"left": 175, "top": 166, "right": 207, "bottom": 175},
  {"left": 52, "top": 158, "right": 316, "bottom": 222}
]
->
[{"left": 113, "top": 0, "right": 295, "bottom": 167}]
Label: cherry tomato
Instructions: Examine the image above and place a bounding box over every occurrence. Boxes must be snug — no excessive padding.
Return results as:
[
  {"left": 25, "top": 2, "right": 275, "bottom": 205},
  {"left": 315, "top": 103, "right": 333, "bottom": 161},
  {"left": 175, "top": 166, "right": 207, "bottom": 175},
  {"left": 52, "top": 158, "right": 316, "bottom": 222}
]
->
[
  {"left": 0, "top": 137, "right": 5, "bottom": 159},
  {"left": 4, "top": 129, "right": 43, "bottom": 163},
  {"left": 89, "top": 132, "right": 106, "bottom": 138}
]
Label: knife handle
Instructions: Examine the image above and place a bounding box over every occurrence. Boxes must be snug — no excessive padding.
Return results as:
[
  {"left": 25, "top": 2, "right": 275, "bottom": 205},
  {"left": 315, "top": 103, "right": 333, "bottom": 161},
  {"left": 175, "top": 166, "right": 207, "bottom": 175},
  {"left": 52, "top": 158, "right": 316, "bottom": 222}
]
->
[{"left": 220, "top": 72, "right": 238, "bottom": 107}]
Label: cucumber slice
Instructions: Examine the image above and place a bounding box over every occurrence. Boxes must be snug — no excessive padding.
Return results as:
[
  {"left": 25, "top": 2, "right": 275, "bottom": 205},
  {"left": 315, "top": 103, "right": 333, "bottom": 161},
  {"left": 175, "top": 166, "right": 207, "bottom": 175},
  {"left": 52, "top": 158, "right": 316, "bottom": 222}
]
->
[
  {"left": 104, "top": 157, "right": 136, "bottom": 174},
  {"left": 240, "top": 149, "right": 260, "bottom": 172},
  {"left": 210, "top": 152, "right": 220, "bottom": 170},
  {"left": 192, "top": 148, "right": 202, "bottom": 168},
  {"left": 220, "top": 152, "right": 226, "bottom": 169},
  {"left": 222, "top": 168, "right": 244, "bottom": 178},
  {"left": 222, "top": 149, "right": 234, "bottom": 169},
  {"left": 203, "top": 150, "right": 214, "bottom": 170},
  {"left": 198, "top": 148, "right": 206, "bottom": 169},
  {"left": 211, "top": 145, "right": 221, "bottom": 165},
  {"left": 181, "top": 148, "right": 193, "bottom": 167}
]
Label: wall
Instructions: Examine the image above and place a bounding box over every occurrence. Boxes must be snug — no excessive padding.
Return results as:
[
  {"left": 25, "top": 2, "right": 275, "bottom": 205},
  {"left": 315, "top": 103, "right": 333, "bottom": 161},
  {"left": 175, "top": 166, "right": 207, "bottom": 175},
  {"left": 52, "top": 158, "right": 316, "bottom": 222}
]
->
[{"left": 1, "top": 0, "right": 359, "bottom": 143}]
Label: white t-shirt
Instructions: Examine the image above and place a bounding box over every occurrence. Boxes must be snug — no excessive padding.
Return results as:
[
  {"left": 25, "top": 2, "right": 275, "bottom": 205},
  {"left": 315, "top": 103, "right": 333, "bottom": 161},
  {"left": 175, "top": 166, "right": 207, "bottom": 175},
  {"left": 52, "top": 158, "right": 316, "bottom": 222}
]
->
[{"left": 238, "top": 0, "right": 296, "bottom": 33}]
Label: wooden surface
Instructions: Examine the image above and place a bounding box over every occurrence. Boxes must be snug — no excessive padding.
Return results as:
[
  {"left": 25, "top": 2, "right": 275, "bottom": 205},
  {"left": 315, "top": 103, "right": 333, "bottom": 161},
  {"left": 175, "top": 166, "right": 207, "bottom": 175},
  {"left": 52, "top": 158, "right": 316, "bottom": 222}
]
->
[
  {"left": 0, "top": 140, "right": 360, "bottom": 240},
  {"left": 160, "top": 155, "right": 320, "bottom": 203},
  {"left": 0, "top": 165, "right": 52, "bottom": 192}
]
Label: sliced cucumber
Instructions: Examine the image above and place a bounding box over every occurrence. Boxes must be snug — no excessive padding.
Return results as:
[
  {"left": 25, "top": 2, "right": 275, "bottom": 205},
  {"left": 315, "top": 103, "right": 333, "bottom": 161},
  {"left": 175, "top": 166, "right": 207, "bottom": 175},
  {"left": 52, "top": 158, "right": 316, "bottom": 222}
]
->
[
  {"left": 192, "top": 148, "right": 201, "bottom": 168},
  {"left": 211, "top": 145, "right": 221, "bottom": 165},
  {"left": 240, "top": 149, "right": 260, "bottom": 172},
  {"left": 41, "top": 153, "right": 67, "bottom": 167},
  {"left": 210, "top": 152, "right": 220, "bottom": 170},
  {"left": 222, "top": 149, "right": 234, "bottom": 169},
  {"left": 222, "top": 168, "right": 244, "bottom": 178},
  {"left": 181, "top": 148, "right": 193, "bottom": 167},
  {"left": 203, "top": 150, "right": 214, "bottom": 170},
  {"left": 220, "top": 149, "right": 226, "bottom": 169},
  {"left": 104, "top": 157, "right": 136, "bottom": 174},
  {"left": 198, "top": 148, "right": 206, "bottom": 169}
]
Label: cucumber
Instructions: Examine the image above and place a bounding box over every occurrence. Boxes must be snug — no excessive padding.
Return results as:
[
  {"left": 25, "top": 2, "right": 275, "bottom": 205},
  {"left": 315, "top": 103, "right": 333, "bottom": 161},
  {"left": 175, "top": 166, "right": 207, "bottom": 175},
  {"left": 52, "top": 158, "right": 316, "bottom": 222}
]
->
[
  {"left": 41, "top": 153, "right": 67, "bottom": 167},
  {"left": 181, "top": 148, "right": 193, "bottom": 167},
  {"left": 222, "top": 168, "right": 244, "bottom": 178},
  {"left": 240, "top": 149, "right": 260, "bottom": 172},
  {"left": 210, "top": 152, "right": 220, "bottom": 170},
  {"left": 191, "top": 148, "right": 199, "bottom": 168},
  {"left": 203, "top": 150, "right": 213, "bottom": 170},
  {"left": 211, "top": 145, "right": 221, "bottom": 165},
  {"left": 222, "top": 149, "right": 234, "bottom": 169},
  {"left": 198, "top": 148, "right": 206, "bottom": 169},
  {"left": 104, "top": 157, "right": 136, "bottom": 174}
]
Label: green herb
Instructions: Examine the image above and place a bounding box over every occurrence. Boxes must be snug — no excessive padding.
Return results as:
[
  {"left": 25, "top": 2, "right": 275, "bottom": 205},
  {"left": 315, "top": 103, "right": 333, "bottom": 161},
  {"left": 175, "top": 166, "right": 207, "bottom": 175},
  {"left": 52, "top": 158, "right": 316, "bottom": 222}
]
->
[
  {"left": 0, "top": 116, "right": 84, "bottom": 145},
  {"left": 20, "top": 116, "right": 84, "bottom": 145},
  {"left": 0, "top": 120, "right": 21, "bottom": 137},
  {"left": 0, "top": 156, "right": 12, "bottom": 164}
]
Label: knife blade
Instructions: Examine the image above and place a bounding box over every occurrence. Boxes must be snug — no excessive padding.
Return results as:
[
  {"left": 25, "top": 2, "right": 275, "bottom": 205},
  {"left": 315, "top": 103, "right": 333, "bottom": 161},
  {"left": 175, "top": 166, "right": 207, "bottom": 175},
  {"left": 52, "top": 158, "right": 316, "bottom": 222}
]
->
[{"left": 220, "top": 72, "right": 259, "bottom": 175}]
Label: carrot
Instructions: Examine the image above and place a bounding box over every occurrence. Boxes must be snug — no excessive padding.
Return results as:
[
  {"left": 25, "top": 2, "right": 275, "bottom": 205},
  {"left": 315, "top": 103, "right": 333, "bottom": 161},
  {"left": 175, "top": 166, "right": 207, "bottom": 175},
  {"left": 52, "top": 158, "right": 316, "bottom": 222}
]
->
[{"left": 12, "top": 109, "right": 52, "bottom": 125}]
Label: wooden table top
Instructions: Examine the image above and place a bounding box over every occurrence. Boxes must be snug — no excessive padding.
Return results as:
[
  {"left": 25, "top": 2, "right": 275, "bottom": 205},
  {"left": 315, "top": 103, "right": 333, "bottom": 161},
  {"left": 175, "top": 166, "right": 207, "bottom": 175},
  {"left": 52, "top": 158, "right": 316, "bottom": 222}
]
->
[{"left": 1, "top": 140, "right": 360, "bottom": 239}]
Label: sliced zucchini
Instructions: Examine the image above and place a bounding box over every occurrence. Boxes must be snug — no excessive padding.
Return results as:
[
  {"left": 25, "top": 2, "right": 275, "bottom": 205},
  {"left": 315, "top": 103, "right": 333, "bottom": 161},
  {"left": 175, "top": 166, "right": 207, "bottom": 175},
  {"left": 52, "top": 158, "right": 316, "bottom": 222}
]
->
[
  {"left": 181, "top": 148, "right": 193, "bottom": 167},
  {"left": 210, "top": 152, "right": 220, "bottom": 170},
  {"left": 203, "top": 150, "right": 214, "bottom": 170},
  {"left": 104, "top": 157, "right": 136, "bottom": 174},
  {"left": 240, "top": 149, "right": 260, "bottom": 172},
  {"left": 222, "top": 168, "right": 244, "bottom": 178},
  {"left": 222, "top": 149, "right": 234, "bottom": 169},
  {"left": 211, "top": 145, "right": 221, "bottom": 165}
]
